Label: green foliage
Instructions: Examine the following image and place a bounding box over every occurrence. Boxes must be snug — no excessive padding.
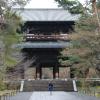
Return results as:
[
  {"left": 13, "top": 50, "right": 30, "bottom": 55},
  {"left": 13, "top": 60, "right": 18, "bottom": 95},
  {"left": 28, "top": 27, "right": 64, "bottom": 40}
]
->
[
  {"left": 68, "top": 55, "right": 80, "bottom": 63},
  {"left": 97, "top": 0, "right": 100, "bottom": 8},
  {"left": 0, "top": 0, "right": 30, "bottom": 15},
  {"left": 58, "top": 0, "right": 100, "bottom": 78},
  {"left": 0, "top": 0, "right": 29, "bottom": 80},
  {"left": 59, "top": 55, "right": 81, "bottom": 66},
  {"left": 0, "top": 11, "right": 22, "bottom": 68},
  {"left": 0, "top": 72, "right": 6, "bottom": 90},
  {"left": 55, "top": 0, "right": 84, "bottom": 14},
  {"left": 75, "top": 13, "right": 98, "bottom": 31},
  {"left": 72, "top": 5, "right": 100, "bottom": 78},
  {"left": 62, "top": 55, "right": 80, "bottom": 63},
  {"left": 71, "top": 40, "right": 81, "bottom": 48},
  {"left": 0, "top": 81, "right": 6, "bottom": 91}
]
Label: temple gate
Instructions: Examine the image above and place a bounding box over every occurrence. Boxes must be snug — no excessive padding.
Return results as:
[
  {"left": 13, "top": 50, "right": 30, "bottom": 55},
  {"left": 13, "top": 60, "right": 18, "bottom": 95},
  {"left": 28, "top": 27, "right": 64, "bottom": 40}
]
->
[{"left": 15, "top": 9, "right": 79, "bottom": 79}]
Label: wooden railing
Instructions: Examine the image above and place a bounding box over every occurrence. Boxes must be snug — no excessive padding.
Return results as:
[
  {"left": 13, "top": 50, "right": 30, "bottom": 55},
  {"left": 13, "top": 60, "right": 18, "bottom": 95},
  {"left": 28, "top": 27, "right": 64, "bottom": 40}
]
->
[
  {"left": 24, "top": 34, "right": 69, "bottom": 41},
  {"left": 85, "top": 78, "right": 100, "bottom": 81},
  {"left": 77, "top": 78, "right": 100, "bottom": 98}
]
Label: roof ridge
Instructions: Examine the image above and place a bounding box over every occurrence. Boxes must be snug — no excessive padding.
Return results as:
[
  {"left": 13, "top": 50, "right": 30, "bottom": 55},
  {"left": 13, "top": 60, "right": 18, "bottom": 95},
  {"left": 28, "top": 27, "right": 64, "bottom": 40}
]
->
[{"left": 13, "top": 8, "right": 65, "bottom": 10}]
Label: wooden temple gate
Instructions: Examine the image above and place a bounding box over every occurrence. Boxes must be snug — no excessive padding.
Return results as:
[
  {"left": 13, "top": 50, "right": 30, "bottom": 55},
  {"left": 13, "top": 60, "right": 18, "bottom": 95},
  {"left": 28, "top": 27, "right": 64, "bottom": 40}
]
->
[{"left": 13, "top": 9, "right": 79, "bottom": 80}]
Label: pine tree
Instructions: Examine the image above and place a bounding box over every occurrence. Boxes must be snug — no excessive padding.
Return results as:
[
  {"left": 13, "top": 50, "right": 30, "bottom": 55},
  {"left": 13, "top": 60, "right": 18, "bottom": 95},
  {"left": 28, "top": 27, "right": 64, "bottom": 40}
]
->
[
  {"left": 56, "top": 0, "right": 100, "bottom": 78},
  {"left": 55, "top": 0, "right": 84, "bottom": 14}
]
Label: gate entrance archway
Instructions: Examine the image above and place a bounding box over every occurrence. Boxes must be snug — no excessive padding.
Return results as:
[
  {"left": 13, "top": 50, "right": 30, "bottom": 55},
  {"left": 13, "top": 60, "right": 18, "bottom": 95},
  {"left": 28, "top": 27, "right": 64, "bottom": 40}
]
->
[{"left": 36, "top": 66, "right": 59, "bottom": 79}]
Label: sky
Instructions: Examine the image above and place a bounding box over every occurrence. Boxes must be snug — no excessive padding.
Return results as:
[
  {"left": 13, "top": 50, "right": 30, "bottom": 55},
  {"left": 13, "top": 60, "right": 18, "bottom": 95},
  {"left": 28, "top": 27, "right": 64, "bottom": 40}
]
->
[{"left": 25, "top": 0, "right": 86, "bottom": 8}]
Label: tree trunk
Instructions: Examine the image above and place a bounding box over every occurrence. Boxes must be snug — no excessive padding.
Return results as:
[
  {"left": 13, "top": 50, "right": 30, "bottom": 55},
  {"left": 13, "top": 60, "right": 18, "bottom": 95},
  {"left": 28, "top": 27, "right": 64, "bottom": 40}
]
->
[
  {"left": 92, "top": 0, "right": 100, "bottom": 34},
  {"left": 92, "top": 0, "right": 96, "bottom": 14}
]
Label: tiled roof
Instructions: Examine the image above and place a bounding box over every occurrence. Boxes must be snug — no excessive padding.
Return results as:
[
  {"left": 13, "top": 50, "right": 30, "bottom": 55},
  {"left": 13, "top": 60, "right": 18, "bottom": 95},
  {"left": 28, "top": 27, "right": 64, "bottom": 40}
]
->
[{"left": 14, "top": 9, "right": 80, "bottom": 21}]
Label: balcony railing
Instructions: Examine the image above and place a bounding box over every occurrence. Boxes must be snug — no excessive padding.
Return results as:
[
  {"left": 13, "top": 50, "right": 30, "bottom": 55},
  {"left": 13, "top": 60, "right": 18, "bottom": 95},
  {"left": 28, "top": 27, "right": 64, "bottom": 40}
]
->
[{"left": 24, "top": 34, "right": 69, "bottom": 41}]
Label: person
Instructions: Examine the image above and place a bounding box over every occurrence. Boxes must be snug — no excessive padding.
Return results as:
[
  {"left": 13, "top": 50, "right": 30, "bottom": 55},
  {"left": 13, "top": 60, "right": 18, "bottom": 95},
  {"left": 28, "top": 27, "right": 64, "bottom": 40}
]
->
[{"left": 48, "top": 82, "right": 53, "bottom": 95}]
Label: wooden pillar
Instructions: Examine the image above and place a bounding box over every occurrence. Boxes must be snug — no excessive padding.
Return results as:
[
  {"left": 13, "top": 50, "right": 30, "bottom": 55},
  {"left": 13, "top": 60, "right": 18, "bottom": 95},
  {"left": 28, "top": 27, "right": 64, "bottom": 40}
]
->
[
  {"left": 53, "top": 66, "right": 59, "bottom": 79},
  {"left": 20, "top": 68, "right": 25, "bottom": 79},
  {"left": 70, "top": 67, "right": 75, "bottom": 78},
  {"left": 36, "top": 67, "right": 41, "bottom": 79}
]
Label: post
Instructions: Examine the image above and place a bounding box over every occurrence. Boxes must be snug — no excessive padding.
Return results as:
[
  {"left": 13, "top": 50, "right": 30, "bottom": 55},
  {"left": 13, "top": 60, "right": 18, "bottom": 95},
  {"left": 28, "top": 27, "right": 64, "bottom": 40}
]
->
[
  {"left": 20, "top": 69, "right": 25, "bottom": 79},
  {"left": 53, "top": 66, "right": 59, "bottom": 79},
  {"left": 36, "top": 67, "right": 41, "bottom": 79}
]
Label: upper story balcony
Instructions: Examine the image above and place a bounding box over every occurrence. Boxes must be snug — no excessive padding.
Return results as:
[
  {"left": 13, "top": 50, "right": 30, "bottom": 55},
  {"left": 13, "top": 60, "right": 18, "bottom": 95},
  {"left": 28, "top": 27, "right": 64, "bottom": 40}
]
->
[{"left": 24, "top": 34, "right": 69, "bottom": 41}]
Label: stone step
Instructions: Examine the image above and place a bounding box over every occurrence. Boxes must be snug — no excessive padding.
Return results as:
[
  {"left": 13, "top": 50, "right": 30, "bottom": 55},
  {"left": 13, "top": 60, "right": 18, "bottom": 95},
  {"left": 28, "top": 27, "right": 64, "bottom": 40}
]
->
[{"left": 23, "top": 80, "right": 74, "bottom": 92}]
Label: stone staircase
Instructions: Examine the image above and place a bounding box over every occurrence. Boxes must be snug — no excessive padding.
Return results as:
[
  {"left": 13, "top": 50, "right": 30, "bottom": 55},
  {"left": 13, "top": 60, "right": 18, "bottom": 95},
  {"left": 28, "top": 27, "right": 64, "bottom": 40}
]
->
[{"left": 22, "top": 79, "right": 76, "bottom": 92}]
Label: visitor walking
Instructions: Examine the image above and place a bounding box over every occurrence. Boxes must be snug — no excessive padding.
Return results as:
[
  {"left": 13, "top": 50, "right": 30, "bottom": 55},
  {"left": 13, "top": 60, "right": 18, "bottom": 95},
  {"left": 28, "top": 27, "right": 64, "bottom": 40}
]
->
[{"left": 48, "top": 82, "right": 53, "bottom": 95}]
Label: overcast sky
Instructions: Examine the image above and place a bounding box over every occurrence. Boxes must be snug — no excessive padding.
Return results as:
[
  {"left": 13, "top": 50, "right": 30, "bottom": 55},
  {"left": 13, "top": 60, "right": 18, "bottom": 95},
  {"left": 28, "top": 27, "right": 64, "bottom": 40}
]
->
[{"left": 25, "top": 0, "right": 86, "bottom": 8}]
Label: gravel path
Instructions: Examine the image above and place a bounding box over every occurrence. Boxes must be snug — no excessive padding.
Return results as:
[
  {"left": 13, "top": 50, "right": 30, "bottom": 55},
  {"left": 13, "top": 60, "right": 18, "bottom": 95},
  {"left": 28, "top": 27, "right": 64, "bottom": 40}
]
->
[
  {"left": 9, "top": 92, "right": 32, "bottom": 100},
  {"left": 29, "top": 92, "right": 99, "bottom": 100},
  {"left": 9, "top": 92, "right": 99, "bottom": 100}
]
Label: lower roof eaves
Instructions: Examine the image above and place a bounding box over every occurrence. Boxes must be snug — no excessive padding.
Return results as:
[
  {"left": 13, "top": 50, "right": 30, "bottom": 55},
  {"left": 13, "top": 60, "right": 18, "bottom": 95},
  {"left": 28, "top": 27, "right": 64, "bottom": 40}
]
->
[{"left": 15, "top": 42, "right": 72, "bottom": 48}]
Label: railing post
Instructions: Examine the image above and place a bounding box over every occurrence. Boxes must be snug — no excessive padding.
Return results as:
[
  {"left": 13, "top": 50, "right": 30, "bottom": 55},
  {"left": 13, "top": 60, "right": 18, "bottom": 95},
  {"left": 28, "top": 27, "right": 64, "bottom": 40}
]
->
[
  {"left": 0, "top": 96, "right": 1, "bottom": 100},
  {"left": 3, "top": 95, "right": 6, "bottom": 100},
  {"left": 94, "top": 90, "right": 95, "bottom": 96},
  {"left": 73, "top": 80, "right": 77, "bottom": 92},
  {"left": 20, "top": 80, "right": 24, "bottom": 92}
]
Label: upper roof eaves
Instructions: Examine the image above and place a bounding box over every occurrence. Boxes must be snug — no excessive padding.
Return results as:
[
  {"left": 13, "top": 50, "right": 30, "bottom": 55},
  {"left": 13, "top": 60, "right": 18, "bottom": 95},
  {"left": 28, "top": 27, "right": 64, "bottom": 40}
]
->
[{"left": 14, "top": 8, "right": 80, "bottom": 22}]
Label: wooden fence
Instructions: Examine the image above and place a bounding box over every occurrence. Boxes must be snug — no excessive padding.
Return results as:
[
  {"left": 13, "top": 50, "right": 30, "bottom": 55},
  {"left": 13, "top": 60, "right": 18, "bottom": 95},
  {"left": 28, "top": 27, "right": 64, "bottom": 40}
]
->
[{"left": 0, "top": 90, "right": 19, "bottom": 100}]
